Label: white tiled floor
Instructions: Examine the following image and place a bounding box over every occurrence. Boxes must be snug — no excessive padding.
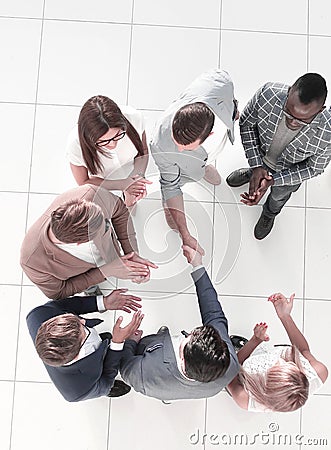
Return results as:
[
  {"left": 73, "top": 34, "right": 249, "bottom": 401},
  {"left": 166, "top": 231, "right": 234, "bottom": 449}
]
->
[{"left": 1, "top": 1, "right": 331, "bottom": 449}]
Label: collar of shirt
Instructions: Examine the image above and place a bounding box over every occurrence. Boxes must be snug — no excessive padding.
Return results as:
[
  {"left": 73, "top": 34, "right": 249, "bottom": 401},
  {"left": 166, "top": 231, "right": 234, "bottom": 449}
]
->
[{"left": 64, "top": 327, "right": 102, "bottom": 366}]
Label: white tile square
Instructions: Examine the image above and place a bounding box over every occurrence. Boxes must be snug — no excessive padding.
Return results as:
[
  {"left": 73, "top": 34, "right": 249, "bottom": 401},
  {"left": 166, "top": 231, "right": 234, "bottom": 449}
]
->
[
  {"left": 37, "top": 20, "right": 131, "bottom": 105},
  {"left": 44, "top": 0, "right": 133, "bottom": 23},
  {"left": 30, "top": 104, "right": 80, "bottom": 194},
  {"left": 0, "top": 103, "right": 35, "bottom": 192},
  {"left": 306, "top": 163, "right": 331, "bottom": 208},
  {"left": 109, "top": 390, "right": 205, "bottom": 450},
  {"left": 305, "top": 208, "right": 331, "bottom": 300},
  {"left": 309, "top": 36, "right": 331, "bottom": 105},
  {"left": 0, "top": 286, "right": 21, "bottom": 381},
  {"left": 128, "top": 25, "right": 220, "bottom": 110},
  {"left": 0, "top": 381, "right": 14, "bottom": 450},
  {"left": 0, "top": 0, "right": 43, "bottom": 17},
  {"left": 309, "top": 0, "right": 331, "bottom": 36},
  {"left": 11, "top": 382, "right": 109, "bottom": 450},
  {"left": 0, "top": 18, "right": 41, "bottom": 102},
  {"left": 221, "top": 31, "right": 307, "bottom": 106},
  {"left": 119, "top": 199, "right": 214, "bottom": 293},
  {"left": 133, "top": 0, "right": 221, "bottom": 28},
  {"left": 222, "top": 0, "right": 308, "bottom": 34},
  {"left": 212, "top": 204, "right": 305, "bottom": 297},
  {"left": 304, "top": 300, "right": 331, "bottom": 394},
  {"left": 0, "top": 192, "right": 28, "bottom": 285},
  {"left": 205, "top": 392, "right": 301, "bottom": 450},
  {"left": 301, "top": 395, "right": 331, "bottom": 446}
]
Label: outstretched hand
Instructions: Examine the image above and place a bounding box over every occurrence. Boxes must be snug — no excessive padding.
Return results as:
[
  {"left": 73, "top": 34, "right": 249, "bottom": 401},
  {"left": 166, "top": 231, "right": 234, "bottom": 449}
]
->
[
  {"left": 182, "top": 244, "right": 203, "bottom": 267},
  {"left": 103, "top": 288, "right": 142, "bottom": 313},
  {"left": 268, "top": 292, "right": 295, "bottom": 319},
  {"left": 112, "top": 310, "right": 144, "bottom": 344},
  {"left": 253, "top": 322, "right": 270, "bottom": 342}
]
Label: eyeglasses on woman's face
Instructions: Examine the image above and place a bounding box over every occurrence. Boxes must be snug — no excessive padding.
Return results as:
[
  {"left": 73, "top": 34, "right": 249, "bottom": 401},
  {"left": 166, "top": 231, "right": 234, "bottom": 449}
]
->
[{"left": 95, "top": 130, "right": 126, "bottom": 147}]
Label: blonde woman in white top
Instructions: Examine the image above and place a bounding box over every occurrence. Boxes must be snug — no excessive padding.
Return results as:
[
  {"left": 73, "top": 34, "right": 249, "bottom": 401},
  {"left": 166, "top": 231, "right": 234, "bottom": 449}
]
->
[
  {"left": 227, "top": 293, "right": 328, "bottom": 412},
  {"left": 67, "top": 95, "right": 151, "bottom": 207}
]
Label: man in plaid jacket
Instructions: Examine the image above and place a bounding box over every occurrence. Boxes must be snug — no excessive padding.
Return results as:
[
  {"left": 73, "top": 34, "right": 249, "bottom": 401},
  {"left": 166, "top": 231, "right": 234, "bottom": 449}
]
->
[{"left": 227, "top": 73, "right": 331, "bottom": 239}]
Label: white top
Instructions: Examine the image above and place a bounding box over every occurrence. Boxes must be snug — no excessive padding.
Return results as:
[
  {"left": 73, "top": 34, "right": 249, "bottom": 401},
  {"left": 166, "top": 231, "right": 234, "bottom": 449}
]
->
[
  {"left": 66, "top": 105, "right": 145, "bottom": 180},
  {"left": 56, "top": 241, "right": 105, "bottom": 267},
  {"left": 243, "top": 343, "right": 323, "bottom": 412}
]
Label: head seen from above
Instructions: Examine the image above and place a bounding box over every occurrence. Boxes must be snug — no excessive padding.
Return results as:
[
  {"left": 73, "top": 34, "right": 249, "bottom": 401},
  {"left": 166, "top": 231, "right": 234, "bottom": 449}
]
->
[
  {"left": 36, "top": 314, "right": 87, "bottom": 367},
  {"left": 172, "top": 102, "right": 215, "bottom": 151},
  {"left": 181, "top": 325, "right": 230, "bottom": 382},
  {"left": 50, "top": 199, "right": 104, "bottom": 244},
  {"left": 284, "top": 73, "right": 327, "bottom": 131},
  {"left": 78, "top": 95, "right": 144, "bottom": 174},
  {"left": 240, "top": 346, "right": 309, "bottom": 412}
]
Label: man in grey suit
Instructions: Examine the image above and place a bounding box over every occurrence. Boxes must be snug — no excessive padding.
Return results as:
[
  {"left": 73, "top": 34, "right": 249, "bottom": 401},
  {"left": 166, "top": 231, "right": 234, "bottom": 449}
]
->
[
  {"left": 120, "top": 246, "right": 239, "bottom": 400},
  {"left": 227, "top": 73, "right": 331, "bottom": 240}
]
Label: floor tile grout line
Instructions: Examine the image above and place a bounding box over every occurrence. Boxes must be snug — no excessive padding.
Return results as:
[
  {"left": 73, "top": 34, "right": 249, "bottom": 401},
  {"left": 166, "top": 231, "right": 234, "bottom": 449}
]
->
[
  {"left": 217, "top": 0, "right": 223, "bottom": 69},
  {"left": 125, "top": 0, "right": 135, "bottom": 106},
  {"left": 8, "top": 3, "right": 46, "bottom": 449}
]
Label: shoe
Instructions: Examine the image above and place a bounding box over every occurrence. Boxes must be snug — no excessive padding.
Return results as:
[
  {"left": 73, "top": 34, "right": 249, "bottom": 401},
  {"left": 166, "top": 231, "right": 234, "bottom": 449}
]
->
[
  {"left": 226, "top": 168, "right": 251, "bottom": 187},
  {"left": 254, "top": 213, "right": 275, "bottom": 240},
  {"left": 99, "top": 332, "right": 112, "bottom": 341},
  {"left": 84, "top": 285, "right": 103, "bottom": 296},
  {"left": 107, "top": 380, "right": 131, "bottom": 398},
  {"left": 203, "top": 165, "right": 222, "bottom": 185},
  {"left": 230, "top": 335, "right": 248, "bottom": 352},
  {"left": 157, "top": 326, "right": 169, "bottom": 334}
]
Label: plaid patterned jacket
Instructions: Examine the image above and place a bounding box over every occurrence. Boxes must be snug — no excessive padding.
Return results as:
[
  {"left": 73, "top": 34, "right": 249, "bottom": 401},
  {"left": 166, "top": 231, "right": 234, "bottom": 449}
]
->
[{"left": 239, "top": 82, "right": 331, "bottom": 186}]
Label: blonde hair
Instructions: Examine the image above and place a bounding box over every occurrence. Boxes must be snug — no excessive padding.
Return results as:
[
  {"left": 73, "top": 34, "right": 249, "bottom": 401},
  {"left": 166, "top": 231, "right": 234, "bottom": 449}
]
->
[{"left": 240, "top": 346, "right": 309, "bottom": 412}]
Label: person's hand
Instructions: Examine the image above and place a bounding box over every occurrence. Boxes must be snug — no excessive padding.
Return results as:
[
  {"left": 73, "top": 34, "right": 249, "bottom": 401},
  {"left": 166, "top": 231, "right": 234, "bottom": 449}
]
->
[
  {"left": 182, "top": 244, "right": 203, "bottom": 267},
  {"left": 181, "top": 233, "right": 205, "bottom": 256},
  {"left": 130, "top": 252, "right": 158, "bottom": 269},
  {"left": 240, "top": 190, "right": 264, "bottom": 206},
  {"left": 249, "top": 167, "right": 272, "bottom": 199},
  {"left": 103, "top": 288, "right": 142, "bottom": 313},
  {"left": 128, "top": 329, "right": 143, "bottom": 343},
  {"left": 253, "top": 322, "right": 270, "bottom": 342},
  {"left": 100, "top": 252, "right": 150, "bottom": 280},
  {"left": 112, "top": 310, "right": 144, "bottom": 343},
  {"left": 131, "top": 272, "right": 150, "bottom": 284},
  {"left": 268, "top": 292, "right": 295, "bottom": 319},
  {"left": 124, "top": 175, "right": 152, "bottom": 196}
]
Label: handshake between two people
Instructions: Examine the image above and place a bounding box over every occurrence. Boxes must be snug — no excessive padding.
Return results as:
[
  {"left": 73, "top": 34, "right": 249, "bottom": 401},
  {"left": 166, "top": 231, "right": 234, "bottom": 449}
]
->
[{"left": 240, "top": 166, "right": 274, "bottom": 206}]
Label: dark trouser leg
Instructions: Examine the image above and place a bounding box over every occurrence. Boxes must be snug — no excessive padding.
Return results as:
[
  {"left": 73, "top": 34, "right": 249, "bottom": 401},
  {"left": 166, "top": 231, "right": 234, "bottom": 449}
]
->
[{"left": 263, "top": 183, "right": 301, "bottom": 218}]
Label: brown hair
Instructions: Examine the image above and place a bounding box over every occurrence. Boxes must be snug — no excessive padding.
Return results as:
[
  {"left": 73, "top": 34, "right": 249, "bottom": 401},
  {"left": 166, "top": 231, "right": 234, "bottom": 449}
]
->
[
  {"left": 50, "top": 199, "right": 104, "bottom": 243},
  {"left": 172, "top": 102, "right": 215, "bottom": 145},
  {"left": 35, "top": 314, "right": 83, "bottom": 366},
  {"left": 240, "top": 346, "right": 309, "bottom": 412},
  {"left": 78, "top": 95, "right": 144, "bottom": 174}
]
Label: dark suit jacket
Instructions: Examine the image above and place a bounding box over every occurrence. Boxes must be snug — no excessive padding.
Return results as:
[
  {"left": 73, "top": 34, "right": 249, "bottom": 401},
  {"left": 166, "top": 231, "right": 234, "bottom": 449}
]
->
[
  {"left": 21, "top": 184, "right": 138, "bottom": 299},
  {"left": 120, "top": 268, "right": 239, "bottom": 400},
  {"left": 26, "top": 295, "right": 121, "bottom": 402}
]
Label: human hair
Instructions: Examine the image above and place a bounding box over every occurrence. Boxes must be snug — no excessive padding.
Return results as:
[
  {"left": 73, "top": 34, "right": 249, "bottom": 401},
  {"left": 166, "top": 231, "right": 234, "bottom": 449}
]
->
[
  {"left": 78, "top": 95, "right": 144, "bottom": 175},
  {"left": 239, "top": 346, "right": 309, "bottom": 412},
  {"left": 35, "top": 314, "right": 83, "bottom": 366},
  {"left": 172, "top": 102, "right": 215, "bottom": 145},
  {"left": 292, "top": 73, "right": 327, "bottom": 105},
  {"left": 183, "top": 325, "right": 230, "bottom": 382},
  {"left": 50, "top": 199, "right": 104, "bottom": 243}
]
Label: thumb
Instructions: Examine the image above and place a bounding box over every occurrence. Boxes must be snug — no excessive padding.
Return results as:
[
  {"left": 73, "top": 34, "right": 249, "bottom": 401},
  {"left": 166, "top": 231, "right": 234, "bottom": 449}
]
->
[
  {"left": 114, "top": 316, "right": 123, "bottom": 328},
  {"left": 289, "top": 293, "right": 295, "bottom": 303},
  {"left": 122, "top": 252, "right": 134, "bottom": 260}
]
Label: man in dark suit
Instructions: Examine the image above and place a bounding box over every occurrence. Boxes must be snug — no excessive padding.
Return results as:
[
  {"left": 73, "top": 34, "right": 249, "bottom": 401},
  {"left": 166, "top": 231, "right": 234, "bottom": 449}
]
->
[
  {"left": 120, "top": 246, "right": 240, "bottom": 400},
  {"left": 27, "top": 289, "right": 143, "bottom": 401}
]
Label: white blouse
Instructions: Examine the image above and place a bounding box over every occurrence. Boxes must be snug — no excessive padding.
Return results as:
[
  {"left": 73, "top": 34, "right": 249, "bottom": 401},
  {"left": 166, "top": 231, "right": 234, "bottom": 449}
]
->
[
  {"left": 66, "top": 105, "right": 145, "bottom": 180},
  {"left": 242, "top": 343, "right": 323, "bottom": 412}
]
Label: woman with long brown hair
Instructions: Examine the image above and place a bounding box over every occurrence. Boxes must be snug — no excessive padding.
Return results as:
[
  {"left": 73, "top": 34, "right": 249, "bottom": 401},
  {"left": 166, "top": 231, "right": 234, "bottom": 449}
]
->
[
  {"left": 227, "top": 293, "right": 328, "bottom": 412},
  {"left": 67, "top": 95, "right": 151, "bottom": 207}
]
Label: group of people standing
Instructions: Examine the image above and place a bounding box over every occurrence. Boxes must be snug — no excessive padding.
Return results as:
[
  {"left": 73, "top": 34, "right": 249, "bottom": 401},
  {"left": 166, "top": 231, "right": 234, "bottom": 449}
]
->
[{"left": 21, "top": 69, "right": 328, "bottom": 411}]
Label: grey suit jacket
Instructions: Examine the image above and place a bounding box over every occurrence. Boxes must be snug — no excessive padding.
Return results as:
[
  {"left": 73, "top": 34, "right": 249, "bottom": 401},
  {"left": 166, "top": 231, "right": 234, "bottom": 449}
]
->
[
  {"left": 240, "top": 82, "right": 331, "bottom": 186},
  {"left": 120, "top": 268, "right": 239, "bottom": 400}
]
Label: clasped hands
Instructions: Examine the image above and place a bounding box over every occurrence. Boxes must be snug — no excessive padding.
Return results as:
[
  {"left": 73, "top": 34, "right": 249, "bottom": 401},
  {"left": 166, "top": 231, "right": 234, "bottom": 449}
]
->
[{"left": 240, "top": 167, "right": 274, "bottom": 206}]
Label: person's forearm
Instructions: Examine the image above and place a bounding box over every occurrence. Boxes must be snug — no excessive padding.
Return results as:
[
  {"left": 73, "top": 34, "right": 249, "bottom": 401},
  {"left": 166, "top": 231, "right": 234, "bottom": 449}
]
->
[
  {"left": 82, "top": 176, "right": 128, "bottom": 191},
  {"left": 131, "top": 154, "right": 149, "bottom": 177},
  {"left": 237, "top": 336, "right": 262, "bottom": 365},
  {"left": 280, "top": 315, "right": 310, "bottom": 353},
  {"left": 165, "top": 195, "right": 189, "bottom": 236}
]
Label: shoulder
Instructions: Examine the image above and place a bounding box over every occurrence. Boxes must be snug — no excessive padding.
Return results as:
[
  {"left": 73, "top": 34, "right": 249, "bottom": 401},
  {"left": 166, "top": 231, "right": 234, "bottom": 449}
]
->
[{"left": 257, "top": 82, "right": 289, "bottom": 102}]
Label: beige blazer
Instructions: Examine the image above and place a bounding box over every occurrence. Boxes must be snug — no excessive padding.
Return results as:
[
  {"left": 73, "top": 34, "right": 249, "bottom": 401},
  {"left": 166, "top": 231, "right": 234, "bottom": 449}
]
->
[{"left": 20, "top": 185, "right": 138, "bottom": 299}]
